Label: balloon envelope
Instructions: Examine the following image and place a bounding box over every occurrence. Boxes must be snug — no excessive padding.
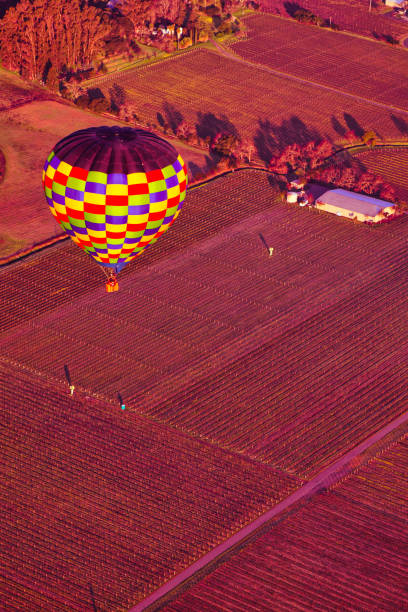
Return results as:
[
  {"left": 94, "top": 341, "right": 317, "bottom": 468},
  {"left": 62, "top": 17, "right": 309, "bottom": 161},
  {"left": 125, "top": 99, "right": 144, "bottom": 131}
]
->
[{"left": 42, "top": 126, "right": 188, "bottom": 273}]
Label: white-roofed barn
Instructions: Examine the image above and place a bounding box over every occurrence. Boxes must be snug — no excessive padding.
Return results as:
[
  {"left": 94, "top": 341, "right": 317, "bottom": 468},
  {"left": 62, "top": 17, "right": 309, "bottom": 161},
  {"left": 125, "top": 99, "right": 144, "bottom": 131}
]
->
[{"left": 315, "top": 188, "right": 397, "bottom": 223}]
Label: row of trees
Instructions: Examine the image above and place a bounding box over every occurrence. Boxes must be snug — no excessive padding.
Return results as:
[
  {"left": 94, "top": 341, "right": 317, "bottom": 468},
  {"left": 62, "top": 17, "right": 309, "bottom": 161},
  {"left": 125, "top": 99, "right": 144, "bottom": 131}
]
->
[
  {"left": 313, "top": 164, "right": 397, "bottom": 202},
  {"left": 268, "top": 137, "right": 399, "bottom": 204}
]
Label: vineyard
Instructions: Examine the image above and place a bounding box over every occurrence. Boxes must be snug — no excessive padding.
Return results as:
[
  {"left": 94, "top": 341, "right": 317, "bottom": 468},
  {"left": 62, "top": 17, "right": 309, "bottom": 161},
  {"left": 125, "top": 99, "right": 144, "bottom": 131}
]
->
[
  {"left": 2, "top": 8, "right": 408, "bottom": 609},
  {"left": 259, "top": 0, "right": 408, "bottom": 40},
  {"left": 0, "top": 362, "right": 300, "bottom": 611},
  {"left": 231, "top": 14, "right": 408, "bottom": 111},
  {"left": 163, "top": 436, "right": 408, "bottom": 611},
  {"left": 351, "top": 146, "right": 408, "bottom": 202},
  {"left": 2, "top": 170, "right": 408, "bottom": 483},
  {"left": 93, "top": 48, "right": 407, "bottom": 164}
]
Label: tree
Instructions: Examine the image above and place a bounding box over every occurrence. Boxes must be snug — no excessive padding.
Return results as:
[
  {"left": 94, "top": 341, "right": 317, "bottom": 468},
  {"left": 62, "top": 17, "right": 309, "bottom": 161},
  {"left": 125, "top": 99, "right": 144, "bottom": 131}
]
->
[
  {"left": 344, "top": 129, "right": 358, "bottom": 144},
  {"left": 239, "top": 139, "right": 255, "bottom": 164},
  {"left": 109, "top": 83, "right": 126, "bottom": 113},
  {"left": 362, "top": 129, "right": 377, "bottom": 147},
  {"left": 210, "top": 132, "right": 239, "bottom": 162},
  {"left": 117, "top": 0, "right": 156, "bottom": 32}
]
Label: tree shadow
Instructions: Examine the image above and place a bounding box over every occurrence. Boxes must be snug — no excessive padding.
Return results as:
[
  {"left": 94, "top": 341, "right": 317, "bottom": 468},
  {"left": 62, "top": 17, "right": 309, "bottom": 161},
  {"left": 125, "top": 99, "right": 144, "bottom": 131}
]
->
[
  {"left": 331, "top": 115, "right": 346, "bottom": 137},
  {"left": 188, "top": 155, "right": 217, "bottom": 180},
  {"left": 89, "top": 583, "right": 98, "bottom": 612},
  {"left": 156, "top": 111, "right": 166, "bottom": 128},
  {"left": 254, "top": 115, "right": 321, "bottom": 164},
  {"left": 283, "top": 1, "right": 303, "bottom": 17},
  {"left": 254, "top": 119, "right": 277, "bottom": 165},
  {"left": 163, "top": 102, "right": 183, "bottom": 134},
  {"left": 390, "top": 113, "right": 408, "bottom": 135},
  {"left": 195, "top": 111, "right": 239, "bottom": 143},
  {"left": 343, "top": 113, "right": 364, "bottom": 138},
  {"left": 87, "top": 87, "right": 105, "bottom": 101}
]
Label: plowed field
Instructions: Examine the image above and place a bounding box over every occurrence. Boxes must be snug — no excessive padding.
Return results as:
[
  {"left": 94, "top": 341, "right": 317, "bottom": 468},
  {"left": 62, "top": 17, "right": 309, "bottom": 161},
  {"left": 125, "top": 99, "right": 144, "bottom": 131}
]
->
[
  {"left": 0, "top": 362, "right": 299, "bottom": 611},
  {"left": 232, "top": 14, "right": 408, "bottom": 111},
  {"left": 2, "top": 170, "right": 408, "bottom": 482},
  {"left": 163, "top": 436, "right": 408, "bottom": 612},
  {"left": 93, "top": 48, "right": 407, "bottom": 165},
  {"left": 260, "top": 0, "right": 408, "bottom": 40}
]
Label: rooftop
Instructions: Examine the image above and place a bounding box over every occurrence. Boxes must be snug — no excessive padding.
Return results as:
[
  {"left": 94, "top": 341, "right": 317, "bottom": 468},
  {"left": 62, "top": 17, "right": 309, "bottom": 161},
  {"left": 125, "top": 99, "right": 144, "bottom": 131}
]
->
[{"left": 317, "top": 188, "right": 394, "bottom": 217}]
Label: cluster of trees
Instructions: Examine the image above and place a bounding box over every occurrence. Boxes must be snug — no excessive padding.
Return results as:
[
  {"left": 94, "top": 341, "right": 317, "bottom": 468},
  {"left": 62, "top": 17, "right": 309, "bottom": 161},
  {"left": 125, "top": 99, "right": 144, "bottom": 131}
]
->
[
  {"left": 155, "top": 111, "right": 255, "bottom": 166},
  {"left": 116, "top": 0, "right": 242, "bottom": 51},
  {"left": 282, "top": 5, "right": 339, "bottom": 30},
  {"left": 0, "top": 0, "right": 244, "bottom": 84},
  {"left": 269, "top": 139, "right": 335, "bottom": 176},
  {"left": 0, "top": 0, "right": 110, "bottom": 81},
  {"left": 269, "top": 129, "right": 379, "bottom": 178},
  {"left": 269, "top": 137, "right": 399, "bottom": 204},
  {"left": 312, "top": 165, "right": 398, "bottom": 203}
]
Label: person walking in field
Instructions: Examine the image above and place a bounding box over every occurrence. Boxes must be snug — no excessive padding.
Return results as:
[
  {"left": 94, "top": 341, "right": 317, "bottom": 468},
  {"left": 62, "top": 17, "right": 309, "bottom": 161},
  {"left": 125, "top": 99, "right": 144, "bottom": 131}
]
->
[{"left": 269, "top": 247, "right": 274, "bottom": 256}]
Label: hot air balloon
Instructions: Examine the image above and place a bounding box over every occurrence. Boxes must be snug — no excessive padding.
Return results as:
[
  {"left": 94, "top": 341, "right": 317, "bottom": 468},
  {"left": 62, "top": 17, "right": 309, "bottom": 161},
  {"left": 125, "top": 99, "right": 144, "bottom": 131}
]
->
[{"left": 42, "top": 126, "right": 188, "bottom": 291}]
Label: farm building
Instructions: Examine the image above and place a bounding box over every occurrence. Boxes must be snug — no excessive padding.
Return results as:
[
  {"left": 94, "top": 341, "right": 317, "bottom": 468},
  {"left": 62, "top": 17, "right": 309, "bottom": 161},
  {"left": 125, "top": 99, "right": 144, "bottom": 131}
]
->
[
  {"left": 315, "top": 188, "right": 397, "bottom": 223},
  {"left": 384, "top": 0, "right": 406, "bottom": 7}
]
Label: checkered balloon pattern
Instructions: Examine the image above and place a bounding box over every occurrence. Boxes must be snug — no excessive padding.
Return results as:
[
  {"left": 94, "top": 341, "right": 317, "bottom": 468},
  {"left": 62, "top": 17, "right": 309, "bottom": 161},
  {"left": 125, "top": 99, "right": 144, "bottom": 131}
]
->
[{"left": 42, "top": 141, "right": 187, "bottom": 273}]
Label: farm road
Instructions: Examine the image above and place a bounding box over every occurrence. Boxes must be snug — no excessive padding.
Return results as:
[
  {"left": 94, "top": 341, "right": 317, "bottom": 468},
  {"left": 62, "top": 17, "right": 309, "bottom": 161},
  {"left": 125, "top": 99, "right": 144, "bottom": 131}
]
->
[
  {"left": 211, "top": 40, "right": 408, "bottom": 117},
  {"left": 134, "top": 408, "right": 408, "bottom": 611}
]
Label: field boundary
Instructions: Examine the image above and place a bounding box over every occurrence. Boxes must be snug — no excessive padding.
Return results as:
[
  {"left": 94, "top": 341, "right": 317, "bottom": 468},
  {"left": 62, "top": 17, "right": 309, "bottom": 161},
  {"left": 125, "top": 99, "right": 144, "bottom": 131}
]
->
[
  {"left": 134, "top": 409, "right": 408, "bottom": 611},
  {"left": 2, "top": 141, "right": 408, "bottom": 268},
  {"left": 211, "top": 37, "right": 408, "bottom": 116}
]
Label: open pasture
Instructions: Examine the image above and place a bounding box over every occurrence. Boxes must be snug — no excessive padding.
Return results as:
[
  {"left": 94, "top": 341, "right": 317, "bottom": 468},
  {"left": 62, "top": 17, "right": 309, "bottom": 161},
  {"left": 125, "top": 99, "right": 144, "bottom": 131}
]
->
[
  {"left": 232, "top": 14, "right": 408, "bottom": 110},
  {"left": 94, "top": 49, "right": 407, "bottom": 165},
  {"left": 0, "top": 67, "right": 51, "bottom": 111},
  {"left": 0, "top": 362, "right": 299, "bottom": 611},
  {"left": 164, "top": 436, "right": 408, "bottom": 612},
  {"left": 260, "top": 0, "right": 408, "bottom": 40},
  {"left": 2, "top": 170, "right": 408, "bottom": 482},
  {"left": 0, "top": 96, "right": 208, "bottom": 258}
]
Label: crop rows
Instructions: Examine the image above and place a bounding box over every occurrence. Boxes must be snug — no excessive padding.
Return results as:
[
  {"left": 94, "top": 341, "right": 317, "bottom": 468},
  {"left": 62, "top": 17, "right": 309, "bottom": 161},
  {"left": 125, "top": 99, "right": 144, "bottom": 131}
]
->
[
  {"left": 338, "top": 436, "right": 408, "bottom": 521},
  {"left": 260, "top": 0, "right": 408, "bottom": 40},
  {"left": 231, "top": 14, "right": 408, "bottom": 112},
  {"left": 0, "top": 361, "right": 300, "bottom": 611},
  {"left": 164, "top": 436, "right": 408, "bottom": 611},
  {"left": 2, "top": 170, "right": 408, "bottom": 483},
  {"left": 352, "top": 147, "right": 408, "bottom": 201},
  {"left": 94, "top": 49, "right": 406, "bottom": 156}
]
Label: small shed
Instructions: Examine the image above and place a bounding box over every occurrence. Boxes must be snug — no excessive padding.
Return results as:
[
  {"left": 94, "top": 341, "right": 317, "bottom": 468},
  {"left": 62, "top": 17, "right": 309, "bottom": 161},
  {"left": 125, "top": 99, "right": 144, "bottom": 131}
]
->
[{"left": 315, "top": 188, "right": 397, "bottom": 223}]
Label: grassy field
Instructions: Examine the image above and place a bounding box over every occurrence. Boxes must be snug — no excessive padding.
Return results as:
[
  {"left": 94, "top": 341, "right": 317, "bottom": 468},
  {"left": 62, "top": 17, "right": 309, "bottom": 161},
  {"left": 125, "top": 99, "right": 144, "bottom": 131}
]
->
[
  {"left": 0, "top": 68, "right": 53, "bottom": 111},
  {"left": 231, "top": 14, "right": 408, "bottom": 111},
  {"left": 0, "top": 87, "right": 209, "bottom": 258}
]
